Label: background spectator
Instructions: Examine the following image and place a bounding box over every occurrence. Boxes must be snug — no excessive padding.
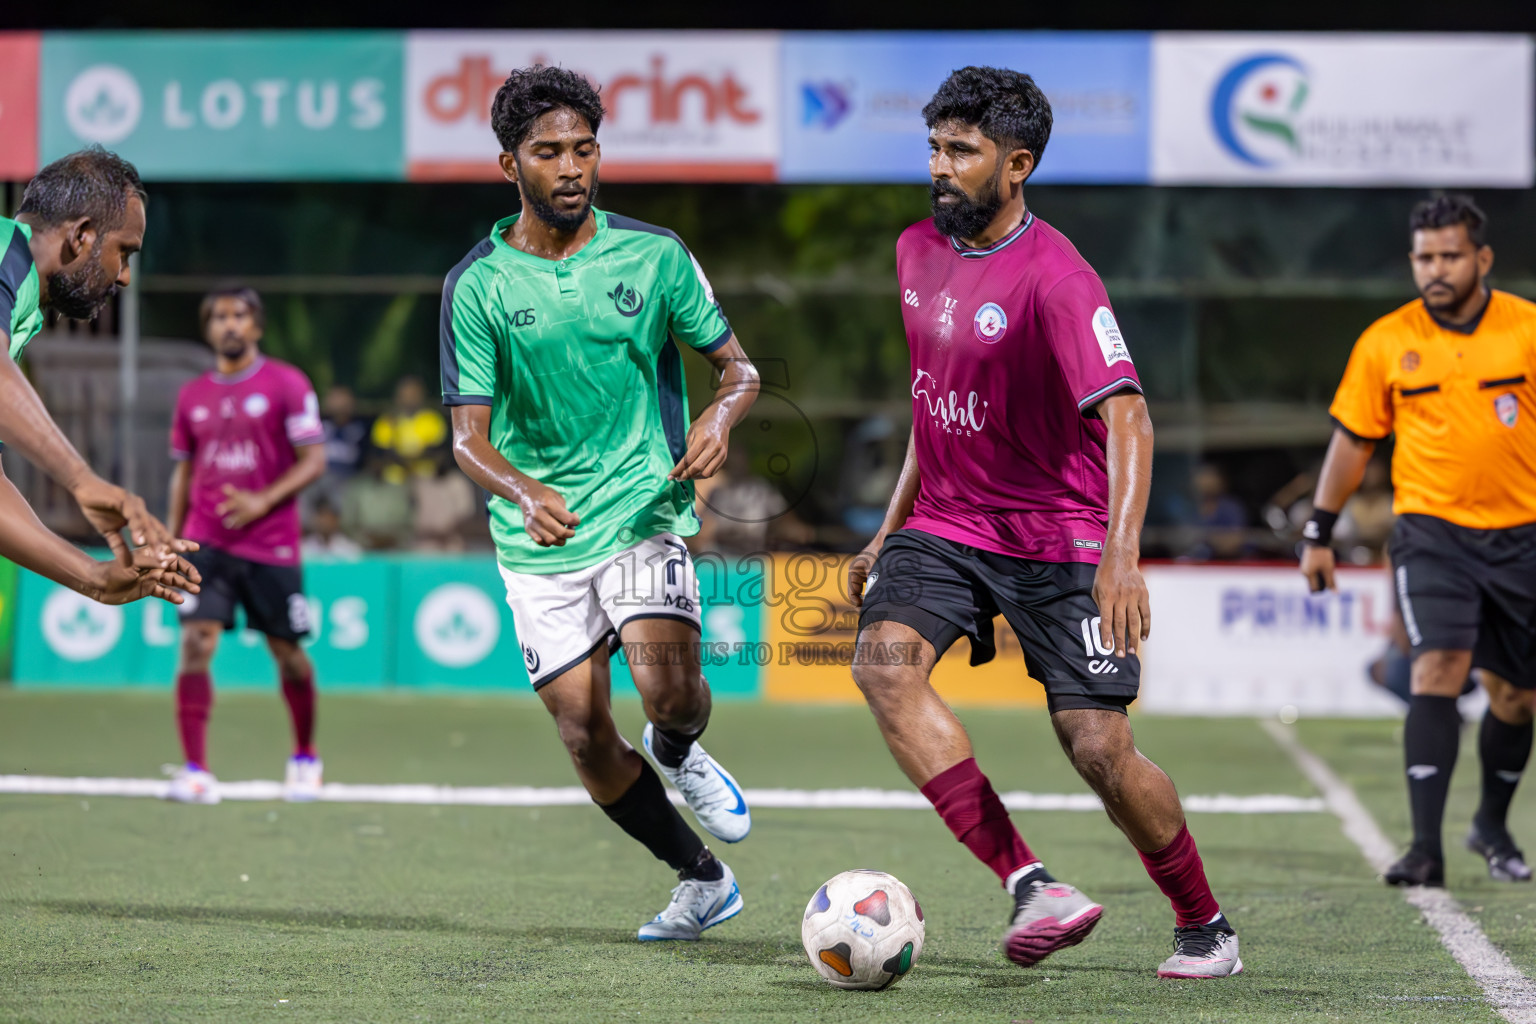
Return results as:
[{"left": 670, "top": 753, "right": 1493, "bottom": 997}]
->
[
  {"left": 371, "top": 376, "right": 448, "bottom": 485},
  {"left": 302, "top": 497, "right": 364, "bottom": 560},
  {"left": 1182, "top": 463, "right": 1250, "bottom": 561}
]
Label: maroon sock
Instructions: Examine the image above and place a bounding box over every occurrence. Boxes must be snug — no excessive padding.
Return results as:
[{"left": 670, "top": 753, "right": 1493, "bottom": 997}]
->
[
  {"left": 1138, "top": 824, "right": 1221, "bottom": 928},
  {"left": 175, "top": 672, "right": 213, "bottom": 770},
  {"left": 919, "top": 758, "right": 1039, "bottom": 886},
  {"left": 280, "top": 672, "right": 317, "bottom": 758}
]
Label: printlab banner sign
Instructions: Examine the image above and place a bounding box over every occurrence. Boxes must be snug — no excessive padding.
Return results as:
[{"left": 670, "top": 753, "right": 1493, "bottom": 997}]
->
[
  {"left": 40, "top": 32, "right": 404, "bottom": 179},
  {"left": 1136, "top": 564, "right": 1402, "bottom": 716},
  {"left": 781, "top": 32, "right": 1151, "bottom": 184},
  {"left": 1151, "top": 33, "right": 1535, "bottom": 186},
  {"left": 405, "top": 31, "right": 780, "bottom": 182}
]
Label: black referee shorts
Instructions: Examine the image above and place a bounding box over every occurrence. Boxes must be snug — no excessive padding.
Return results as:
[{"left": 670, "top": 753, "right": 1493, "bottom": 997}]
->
[
  {"left": 857, "top": 529, "right": 1139, "bottom": 714},
  {"left": 1391, "top": 513, "right": 1536, "bottom": 689}
]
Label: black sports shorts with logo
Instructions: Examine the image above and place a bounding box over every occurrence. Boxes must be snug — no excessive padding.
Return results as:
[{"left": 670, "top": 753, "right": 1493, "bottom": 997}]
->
[
  {"left": 178, "top": 546, "right": 312, "bottom": 642},
  {"left": 1391, "top": 513, "right": 1536, "bottom": 689},
  {"left": 857, "top": 528, "right": 1139, "bottom": 714}
]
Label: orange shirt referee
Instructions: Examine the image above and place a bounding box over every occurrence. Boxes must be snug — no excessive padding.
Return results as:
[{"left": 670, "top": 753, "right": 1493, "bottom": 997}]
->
[{"left": 1301, "top": 194, "right": 1536, "bottom": 888}]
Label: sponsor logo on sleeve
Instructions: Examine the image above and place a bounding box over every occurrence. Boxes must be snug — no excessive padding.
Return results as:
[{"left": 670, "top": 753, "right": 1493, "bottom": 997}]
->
[{"left": 1092, "top": 306, "right": 1131, "bottom": 366}]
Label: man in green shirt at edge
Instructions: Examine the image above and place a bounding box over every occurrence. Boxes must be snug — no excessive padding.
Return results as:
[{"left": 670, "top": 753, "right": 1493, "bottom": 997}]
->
[
  {"left": 0, "top": 146, "right": 198, "bottom": 606},
  {"left": 443, "top": 66, "right": 762, "bottom": 941}
]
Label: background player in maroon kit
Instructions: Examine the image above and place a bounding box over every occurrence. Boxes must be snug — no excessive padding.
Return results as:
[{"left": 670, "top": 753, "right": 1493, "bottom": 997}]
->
[
  {"left": 164, "top": 287, "right": 328, "bottom": 804},
  {"left": 846, "top": 67, "right": 1241, "bottom": 979}
]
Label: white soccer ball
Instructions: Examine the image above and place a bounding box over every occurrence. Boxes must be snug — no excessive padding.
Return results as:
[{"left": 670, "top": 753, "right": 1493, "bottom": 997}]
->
[{"left": 801, "top": 869, "right": 925, "bottom": 990}]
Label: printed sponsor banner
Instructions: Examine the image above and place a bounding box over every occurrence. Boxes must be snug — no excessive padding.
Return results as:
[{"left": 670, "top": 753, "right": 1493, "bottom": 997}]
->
[
  {"left": 1138, "top": 564, "right": 1401, "bottom": 716},
  {"left": 1151, "top": 33, "right": 1535, "bottom": 186},
  {"left": 40, "top": 32, "right": 404, "bottom": 180},
  {"left": 11, "top": 553, "right": 761, "bottom": 695},
  {"left": 405, "top": 31, "right": 779, "bottom": 182},
  {"left": 0, "top": 34, "right": 40, "bottom": 180},
  {"left": 761, "top": 552, "right": 1047, "bottom": 707},
  {"left": 14, "top": 556, "right": 393, "bottom": 688},
  {"left": 782, "top": 32, "right": 1150, "bottom": 184}
]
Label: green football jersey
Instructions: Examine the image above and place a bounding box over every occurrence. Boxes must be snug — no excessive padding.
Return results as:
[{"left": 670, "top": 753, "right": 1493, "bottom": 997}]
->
[
  {"left": 0, "top": 217, "right": 43, "bottom": 361},
  {"left": 441, "top": 208, "right": 733, "bottom": 574}
]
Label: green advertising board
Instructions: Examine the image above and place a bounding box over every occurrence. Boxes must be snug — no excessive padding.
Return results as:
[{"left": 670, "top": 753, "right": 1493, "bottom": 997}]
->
[
  {"left": 14, "top": 556, "right": 394, "bottom": 688},
  {"left": 40, "top": 32, "right": 404, "bottom": 179},
  {"left": 11, "top": 554, "right": 763, "bottom": 696}
]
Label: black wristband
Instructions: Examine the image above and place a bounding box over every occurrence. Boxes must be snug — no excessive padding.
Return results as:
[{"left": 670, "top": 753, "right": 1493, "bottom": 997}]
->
[{"left": 1302, "top": 508, "right": 1339, "bottom": 547}]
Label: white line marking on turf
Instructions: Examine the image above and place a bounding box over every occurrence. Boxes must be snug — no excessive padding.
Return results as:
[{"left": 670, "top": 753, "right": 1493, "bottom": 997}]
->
[
  {"left": 0, "top": 775, "right": 1323, "bottom": 813},
  {"left": 1263, "top": 720, "right": 1536, "bottom": 1022}
]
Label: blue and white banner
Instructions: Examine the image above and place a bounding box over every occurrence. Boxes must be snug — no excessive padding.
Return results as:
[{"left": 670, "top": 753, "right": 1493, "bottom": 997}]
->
[
  {"left": 1151, "top": 33, "right": 1534, "bottom": 187},
  {"left": 780, "top": 32, "right": 1152, "bottom": 184}
]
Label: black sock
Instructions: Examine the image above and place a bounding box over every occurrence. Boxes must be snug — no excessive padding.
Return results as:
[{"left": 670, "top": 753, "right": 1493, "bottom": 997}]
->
[
  {"left": 649, "top": 724, "right": 704, "bottom": 770},
  {"left": 598, "top": 760, "right": 704, "bottom": 871},
  {"left": 1474, "top": 711, "right": 1533, "bottom": 842},
  {"left": 679, "top": 847, "right": 724, "bottom": 882},
  {"left": 1011, "top": 863, "right": 1057, "bottom": 895},
  {"left": 1404, "top": 694, "right": 1461, "bottom": 861}
]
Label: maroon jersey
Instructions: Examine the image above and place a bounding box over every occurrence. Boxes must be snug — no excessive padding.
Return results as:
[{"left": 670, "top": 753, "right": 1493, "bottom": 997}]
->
[
  {"left": 896, "top": 213, "right": 1142, "bottom": 564},
  {"left": 170, "top": 357, "right": 323, "bottom": 565}
]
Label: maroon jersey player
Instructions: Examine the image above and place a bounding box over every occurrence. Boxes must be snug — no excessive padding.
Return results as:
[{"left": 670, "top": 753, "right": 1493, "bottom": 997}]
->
[
  {"left": 164, "top": 287, "right": 327, "bottom": 805},
  {"left": 846, "top": 67, "right": 1241, "bottom": 980}
]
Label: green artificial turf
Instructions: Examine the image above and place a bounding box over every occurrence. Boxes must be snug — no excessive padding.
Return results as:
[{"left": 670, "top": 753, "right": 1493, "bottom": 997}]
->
[{"left": 0, "top": 691, "right": 1517, "bottom": 1023}]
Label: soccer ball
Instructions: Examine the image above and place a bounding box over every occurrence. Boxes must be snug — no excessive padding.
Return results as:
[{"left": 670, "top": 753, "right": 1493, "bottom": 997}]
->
[{"left": 801, "top": 869, "right": 925, "bottom": 990}]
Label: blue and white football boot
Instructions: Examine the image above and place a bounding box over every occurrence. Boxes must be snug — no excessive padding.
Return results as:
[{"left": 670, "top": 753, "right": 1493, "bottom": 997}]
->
[
  {"left": 642, "top": 722, "right": 751, "bottom": 843},
  {"left": 638, "top": 860, "right": 743, "bottom": 941}
]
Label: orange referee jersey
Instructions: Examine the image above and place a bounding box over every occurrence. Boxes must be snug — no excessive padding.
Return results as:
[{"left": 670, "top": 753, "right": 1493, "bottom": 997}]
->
[{"left": 1330, "top": 289, "right": 1536, "bottom": 530}]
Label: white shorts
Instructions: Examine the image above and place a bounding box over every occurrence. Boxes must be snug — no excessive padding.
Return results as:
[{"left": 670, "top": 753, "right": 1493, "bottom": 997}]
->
[{"left": 498, "top": 532, "right": 702, "bottom": 689}]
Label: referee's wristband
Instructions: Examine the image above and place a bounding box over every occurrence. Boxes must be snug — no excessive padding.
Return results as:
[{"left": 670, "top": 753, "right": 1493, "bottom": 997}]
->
[{"left": 1302, "top": 508, "right": 1339, "bottom": 547}]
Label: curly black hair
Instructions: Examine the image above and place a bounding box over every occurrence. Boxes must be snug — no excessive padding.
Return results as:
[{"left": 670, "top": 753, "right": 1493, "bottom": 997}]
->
[
  {"left": 18, "top": 145, "right": 146, "bottom": 231},
  {"left": 923, "top": 66, "right": 1052, "bottom": 173},
  {"left": 491, "top": 65, "right": 605, "bottom": 153},
  {"left": 1410, "top": 193, "right": 1488, "bottom": 247}
]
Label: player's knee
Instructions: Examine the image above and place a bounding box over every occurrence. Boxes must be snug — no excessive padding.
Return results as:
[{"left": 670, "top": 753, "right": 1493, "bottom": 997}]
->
[
  {"left": 851, "top": 660, "right": 916, "bottom": 707},
  {"left": 179, "top": 628, "right": 219, "bottom": 668},
  {"left": 646, "top": 685, "right": 708, "bottom": 732},
  {"left": 1064, "top": 733, "right": 1128, "bottom": 790}
]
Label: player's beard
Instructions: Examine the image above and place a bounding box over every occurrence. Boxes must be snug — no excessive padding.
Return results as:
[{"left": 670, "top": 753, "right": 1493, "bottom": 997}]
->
[
  {"left": 930, "top": 164, "right": 1005, "bottom": 241},
  {"left": 1419, "top": 274, "right": 1481, "bottom": 314},
  {"left": 217, "top": 332, "right": 253, "bottom": 361},
  {"left": 522, "top": 167, "right": 600, "bottom": 234},
  {"left": 46, "top": 245, "right": 117, "bottom": 321}
]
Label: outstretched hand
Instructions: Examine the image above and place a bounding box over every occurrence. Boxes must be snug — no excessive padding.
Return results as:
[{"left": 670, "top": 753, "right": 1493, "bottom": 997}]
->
[
  {"left": 72, "top": 475, "right": 191, "bottom": 556},
  {"left": 91, "top": 545, "right": 202, "bottom": 606}
]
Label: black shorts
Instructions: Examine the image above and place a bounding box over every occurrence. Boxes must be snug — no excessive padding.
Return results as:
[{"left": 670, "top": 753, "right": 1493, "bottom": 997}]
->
[
  {"left": 857, "top": 529, "right": 1139, "bottom": 714},
  {"left": 1391, "top": 514, "right": 1536, "bottom": 689},
  {"left": 179, "top": 546, "right": 311, "bottom": 642}
]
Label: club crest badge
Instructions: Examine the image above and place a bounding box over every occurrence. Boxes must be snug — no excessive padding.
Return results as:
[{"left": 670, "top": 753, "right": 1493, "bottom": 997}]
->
[
  {"left": 1496, "top": 393, "right": 1518, "bottom": 428},
  {"left": 973, "top": 302, "right": 1007, "bottom": 343}
]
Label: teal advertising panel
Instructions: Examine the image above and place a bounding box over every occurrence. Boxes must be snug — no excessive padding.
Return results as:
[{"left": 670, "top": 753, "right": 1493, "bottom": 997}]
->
[
  {"left": 40, "top": 32, "right": 404, "bottom": 179},
  {"left": 14, "top": 556, "right": 394, "bottom": 688},
  {"left": 12, "top": 554, "right": 763, "bottom": 696}
]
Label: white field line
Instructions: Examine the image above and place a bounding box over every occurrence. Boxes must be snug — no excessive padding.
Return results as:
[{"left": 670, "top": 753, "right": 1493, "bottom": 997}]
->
[
  {"left": 1263, "top": 720, "right": 1536, "bottom": 1022},
  {"left": 0, "top": 774, "right": 1323, "bottom": 814}
]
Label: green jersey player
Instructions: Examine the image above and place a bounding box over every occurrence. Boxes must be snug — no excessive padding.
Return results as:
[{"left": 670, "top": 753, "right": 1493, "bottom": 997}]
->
[
  {"left": 0, "top": 147, "right": 197, "bottom": 605},
  {"left": 442, "top": 66, "right": 761, "bottom": 941}
]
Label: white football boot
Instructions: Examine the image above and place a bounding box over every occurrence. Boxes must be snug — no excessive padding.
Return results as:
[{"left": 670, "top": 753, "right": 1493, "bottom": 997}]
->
[
  {"left": 282, "top": 755, "right": 324, "bottom": 802},
  {"left": 637, "top": 861, "right": 743, "bottom": 941},
  {"left": 642, "top": 723, "right": 751, "bottom": 843},
  {"left": 165, "top": 765, "right": 220, "bottom": 805},
  {"left": 1157, "top": 915, "right": 1243, "bottom": 979}
]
